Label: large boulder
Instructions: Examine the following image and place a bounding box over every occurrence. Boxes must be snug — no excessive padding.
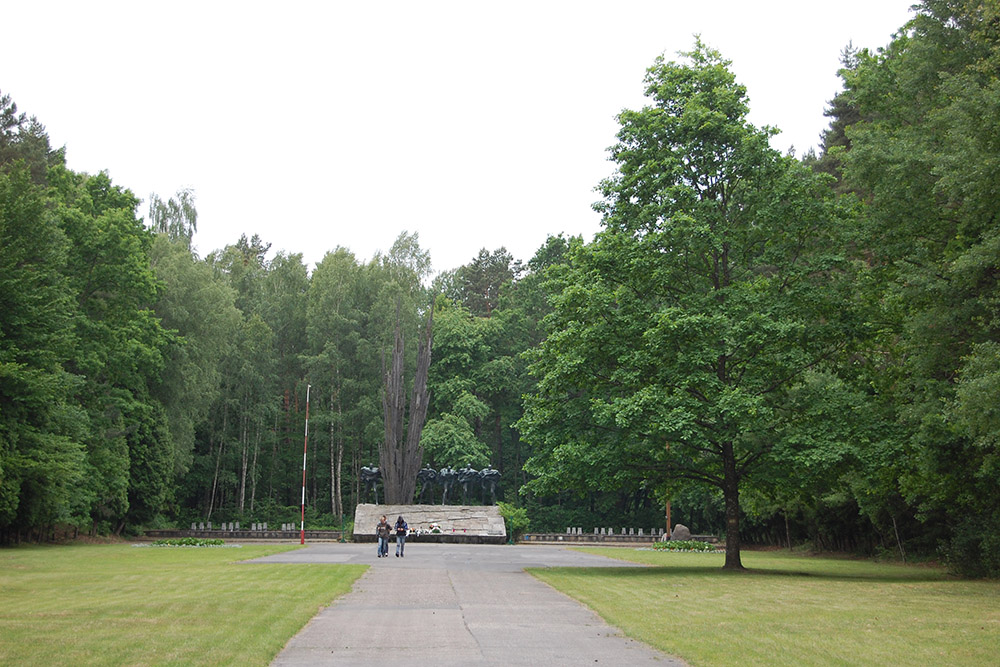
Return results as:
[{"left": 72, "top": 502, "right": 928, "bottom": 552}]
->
[{"left": 671, "top": 524, "right": 692, "bottom": 541}]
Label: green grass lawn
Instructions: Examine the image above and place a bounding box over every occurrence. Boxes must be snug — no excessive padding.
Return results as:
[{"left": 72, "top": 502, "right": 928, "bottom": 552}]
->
[
  {"left": 530, "top": 548, "right": 1000, "bottom": 666},
  {"left": 0, "top": 542, "right": 366, "bottom": 665}
]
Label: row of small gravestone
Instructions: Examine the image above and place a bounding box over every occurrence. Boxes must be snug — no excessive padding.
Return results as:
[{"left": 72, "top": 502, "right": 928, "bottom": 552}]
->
[
  {"left": 191, "top": 521, "right": 244, "bottom": 531},
  {"left": 189, "top": 522, "right": 297, "bottom": 531},
  {"left": 564, "top": 527, "right": 668, "bottom": 536}
]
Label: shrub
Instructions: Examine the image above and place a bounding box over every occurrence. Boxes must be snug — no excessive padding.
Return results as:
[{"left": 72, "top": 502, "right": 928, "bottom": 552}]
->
[
  {"left": 151, "top": 538, "right": 225, "bottom": 547},
  {"left": 497, "top": 501, "right": 530, "bottom": 542},
  {"left": 941, "top": 515, "right": 1000, "bottom": 578},
  {"left": 652, "top": 540, "right": 719, "bottom": 552}
]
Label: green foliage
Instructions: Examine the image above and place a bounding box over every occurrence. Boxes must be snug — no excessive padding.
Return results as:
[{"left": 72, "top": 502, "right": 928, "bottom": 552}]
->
[
  {"left": 151, "top": 537, "right": 225, "bottom": 547},
  {"left": 441, "top": 247, "right": 521, "bottom": 317},
  {"left": 4, "top": 7, "right": 1000, "bottom": 579},
  {"left": 496, "top": 501, "right": 530, "bottom": 541},
  {"left": 149, "top": 234, "right": 239, "bottom": 476},
  {"left": 420, "top": 413, "right": 490, "bottom": 468},
  {"left": 520, "top": 40, "right": 861, "bottom": 569},
  {"left": 0, "top": 163, "right": 85, "bottom": 534},
  {"left": 147, "top": 189, "right": 197, "bottom": 245},
  {"left": 651, "top": 540, "right": 718, "bottom": 552},
  {"left": 0, "top": 90, "right": 61, "bottom": 185},
  {"left": 939, "top": 512, "right": 1000, "bottom": 579},
  {"left": 829, "top": 0, "right": 1000, "bottom": 574}
]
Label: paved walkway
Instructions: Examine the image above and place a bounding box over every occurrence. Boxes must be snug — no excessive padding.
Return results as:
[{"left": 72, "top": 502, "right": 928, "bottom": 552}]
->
[{"left": 252, "top": 542, "right": 684, "bottom": 665}]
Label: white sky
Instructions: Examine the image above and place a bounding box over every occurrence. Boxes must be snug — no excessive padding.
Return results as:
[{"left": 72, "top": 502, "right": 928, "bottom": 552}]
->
[{"left": 5, "top": 1, "right": 913, "bottom": 274}]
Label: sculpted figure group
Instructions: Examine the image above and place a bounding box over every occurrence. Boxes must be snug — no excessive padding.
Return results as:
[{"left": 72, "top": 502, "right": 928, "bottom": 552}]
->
[{"left": 361, "top": 463, "right": 501, "bottom": 505}]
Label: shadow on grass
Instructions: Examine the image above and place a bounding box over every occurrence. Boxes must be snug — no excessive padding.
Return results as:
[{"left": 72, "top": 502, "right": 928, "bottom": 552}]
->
[{"left": 529, "top": 565, "right": 949, "bottom": 584}]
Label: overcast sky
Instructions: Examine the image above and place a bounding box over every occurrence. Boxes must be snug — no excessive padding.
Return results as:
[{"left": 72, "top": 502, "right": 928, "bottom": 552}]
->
[{"left": 6, "top": 1, "right": 914, "bottom": 274}]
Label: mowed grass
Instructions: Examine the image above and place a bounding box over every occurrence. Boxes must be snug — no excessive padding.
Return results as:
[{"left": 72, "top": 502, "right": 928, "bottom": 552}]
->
[
  {"left": 530, "top": 548, "right": 1000, "bottom": 666},
  {"left": 0, "top": 543, "right": 366, "bottom": 665}
]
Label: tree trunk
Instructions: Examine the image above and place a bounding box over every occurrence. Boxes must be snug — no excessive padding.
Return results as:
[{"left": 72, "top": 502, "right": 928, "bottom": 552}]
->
[
  {"left": 354, "top": 439, "right": 362, "bottom": 508},
  {"left": 268, "top": 402, "right": 281, "bottom": 498},
  {"left": 495, "top": 413, "right": 502, "bottom": 472},
  {"left": 892, "top": 515, "right": 907, "bottom": 564},
  {"left": 380, "top": 307, "right": 433, "bottom": 504},
  {"left": 381, "top": 317, "right": 406, "bottom": 503},
  {"left": 330, "top": 382, "right": 343, "bottom": 519},
  {"left": 334, "top": 439, "right": 344, "bottom": 517},
  {"left": 238, "top": 409, "right": 249, "bottom": 514},
  {"left": 207, "top": 412, "right": 227, "bottom": 520},
  {"left": 513, "top": 431, "right": 521, "bottom": 491},
  {"left": 249, "top": 422, "right": 261, "bottom": 513},
  {"left": 721, "top": 440, "right": 745, "bottom": 570},
  {"left": 784, "top": 509, "right": 792, "bottom": 550}
]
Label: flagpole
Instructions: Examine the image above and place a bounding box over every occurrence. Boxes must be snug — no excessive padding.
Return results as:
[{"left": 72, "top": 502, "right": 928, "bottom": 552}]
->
[{"left": 300, "top": 384, "right": 311, "bottom": 545}]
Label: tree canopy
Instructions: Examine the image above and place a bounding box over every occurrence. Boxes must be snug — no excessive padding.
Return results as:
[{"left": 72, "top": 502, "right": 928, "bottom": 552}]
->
[
  {"left": 519, "top": 41, "right": 862, "bottom": 569},
  {"left": 2, "top": 1, "right": 1000, "bottom": 577}
]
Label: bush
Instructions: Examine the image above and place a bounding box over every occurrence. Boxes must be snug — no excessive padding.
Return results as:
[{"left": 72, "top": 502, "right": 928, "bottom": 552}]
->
[
  {"left": 497, "top": 501, "right": 530, "bottom": 542},
  {"left": 652, "top": 540, "right": 719, "bottom": 552},
  {"left": 151, "top": 538, "right": 225, "bottom": 547},
  {"left": 941, "top": 515, "right": 1000, "bottom": 578}
]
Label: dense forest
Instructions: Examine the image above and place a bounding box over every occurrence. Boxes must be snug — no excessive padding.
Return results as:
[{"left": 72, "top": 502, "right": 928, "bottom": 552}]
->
[{"left": 2, "top": 1, "right": 999, "bottom": 575}]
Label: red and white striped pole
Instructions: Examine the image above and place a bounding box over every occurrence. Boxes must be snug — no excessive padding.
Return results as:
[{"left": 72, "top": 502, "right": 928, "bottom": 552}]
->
[{"left": 300, "top": 384, "right": 311, "bottom": 545}]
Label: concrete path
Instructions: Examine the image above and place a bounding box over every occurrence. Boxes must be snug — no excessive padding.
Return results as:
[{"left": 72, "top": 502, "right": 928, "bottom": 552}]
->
[{"left": 253, "top": 542, "right": 684, "bottom": 665}]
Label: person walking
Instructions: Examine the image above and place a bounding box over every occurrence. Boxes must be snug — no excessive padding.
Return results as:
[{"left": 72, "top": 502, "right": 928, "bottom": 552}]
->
[
  {"left": 394, "top": 515, "right": 408, "bottom": 557},
  {"left": 375, "top": 515, "right": 391, "bottom": 558}
]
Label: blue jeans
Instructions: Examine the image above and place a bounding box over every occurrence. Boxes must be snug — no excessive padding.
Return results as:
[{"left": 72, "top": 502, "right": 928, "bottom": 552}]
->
[
  {"left": 377, "top": 536, "right": 388, "bottom": 557},
  {"left": 395, "top": 534, "right": 406, "bottom": 556}
]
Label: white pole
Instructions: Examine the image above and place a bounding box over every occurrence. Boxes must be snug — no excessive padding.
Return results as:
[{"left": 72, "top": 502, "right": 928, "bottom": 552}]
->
[{"left": 300, "top": 384, "right": 311, "bottom": 545}]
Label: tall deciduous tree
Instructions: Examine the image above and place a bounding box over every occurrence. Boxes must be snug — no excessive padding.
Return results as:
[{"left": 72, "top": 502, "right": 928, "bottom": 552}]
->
[
  {"left": 149, "top": 234, "right": 240, "bottom": 479},
  {"left": 520, "top": 41, "right": 859, "bottom": 569},
  {"left": 0, "top": 164, "right": 85, "bottom": 538},
  {"left": 148, "top": 189, "right": 197, "bottom": 246},
  {"left": 421, "top": 298, "right": 493, "bottom": 469},
  {"left": 307, "top": 247, "right": 369, "bottom": 518},
  {"left": 52, "top": 167, "right": 173, "bottom": 533},
  {"left": 835, "top": 0, "right": 1000, "bottom": 575}
]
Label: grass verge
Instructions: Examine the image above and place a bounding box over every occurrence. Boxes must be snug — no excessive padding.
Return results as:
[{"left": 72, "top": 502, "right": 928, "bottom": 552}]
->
[
  {"left": 529, "top": 548, "right": 1000, "bottom": 666},
  {"left": 0, "top": 542, "right": 366, "bottom": 665}
]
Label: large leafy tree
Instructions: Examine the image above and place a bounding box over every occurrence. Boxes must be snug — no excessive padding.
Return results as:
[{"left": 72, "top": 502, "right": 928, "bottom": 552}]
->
[
  {"left": 148, "top": 189, "right": 197, "bottom": 246},
  {"left": 440, "top": 247, "right": 522, "bottom": 318},
  {"left": 520, "top": 42, "right": 859, "bottom": 569},
  {"left": 306, "top": 247, "right": 380, "bottom": 517},
  {"left": 835, "top": 0, "right": 1000, "bottom": 574},
  {"left": 421, "top": 298, "right": 494, "bottom": 470},
  {"left": 367, "top": 233, "right": 434, "bottom": 505},
  {"left": 149, "top": 233, "right": 240, "bottom": 480},
  {"left": 0, "top": 163, "right": 85, "bottom": 537},
  {"left": 197, "top": 235, "right": 280, "bottom": 518},
  {"left": 48, "top": 166, "right": 173, "bottom": 533},
  {"left": 258, "top": 251, "right": 309, "bottom": 509}
]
